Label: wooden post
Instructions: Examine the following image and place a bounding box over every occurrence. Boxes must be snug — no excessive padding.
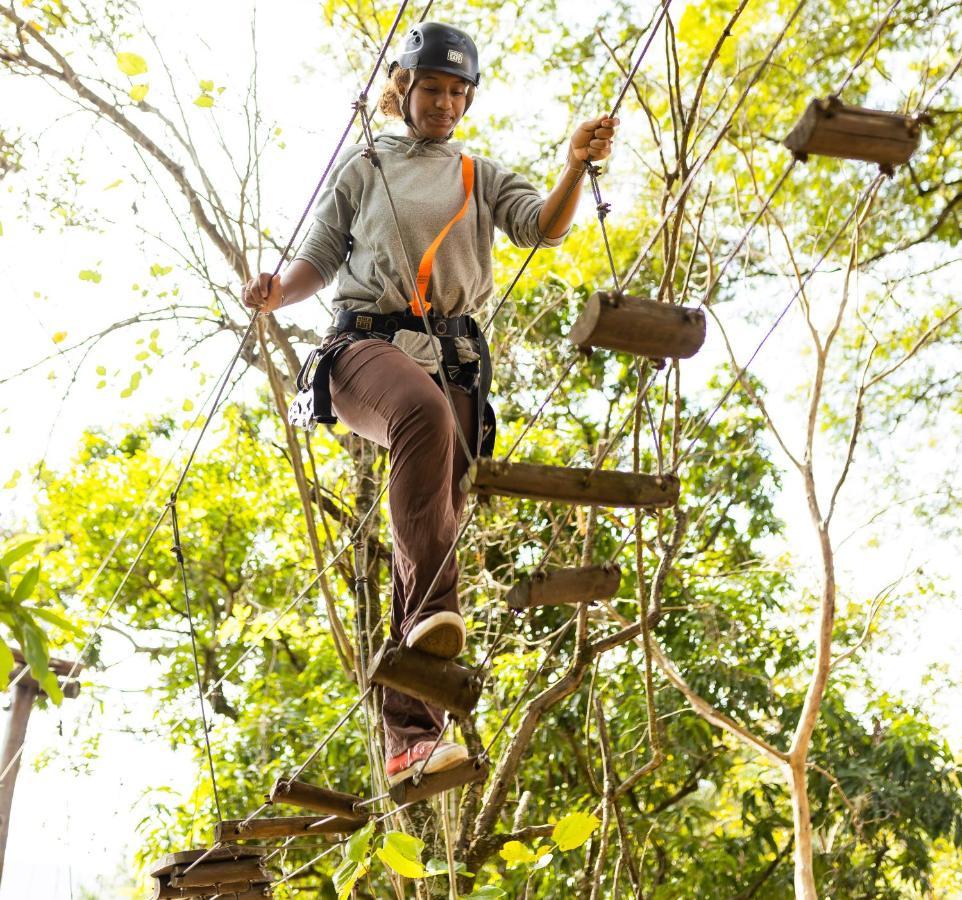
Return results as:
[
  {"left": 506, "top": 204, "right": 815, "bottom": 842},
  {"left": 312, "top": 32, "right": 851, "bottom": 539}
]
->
[
  {"left": 461, "top": 459, "right": 680, "bottom": 509},
  {"left": 507, "top": 564, "right": 622, "bottom": 611},
  {"left": 368, "top": 640, "right": 483, "bottom": 719},
  {"left": 0, "top": 680, "right": 39, "bottom": 886},
  {"left": 388, "top": 758, "right": 489, "bottom": 805},
  {"left": 0, "top": 649, "right": 82, "bottom": 887},
  {"left": 569, "top": 292, "right": 707, "bottom": 359}
]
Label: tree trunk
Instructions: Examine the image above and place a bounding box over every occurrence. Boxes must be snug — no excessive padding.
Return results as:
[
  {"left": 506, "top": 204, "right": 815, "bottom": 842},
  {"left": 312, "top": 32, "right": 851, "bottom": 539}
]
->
[
  {"left": 0, "top": 681, "right": 39, "bottom": 885},
  {"left": 787, "top": 760, "right": 817, "bottom": 900}
]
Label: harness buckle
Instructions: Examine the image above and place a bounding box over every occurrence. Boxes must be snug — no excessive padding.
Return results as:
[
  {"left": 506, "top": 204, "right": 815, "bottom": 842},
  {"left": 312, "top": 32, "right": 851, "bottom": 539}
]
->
[
  {"left": 356, "top": 315, "right": 374, "bottom": 331},
  {"left": 435, "top": 320, "right": 448, "bottom": 335}
]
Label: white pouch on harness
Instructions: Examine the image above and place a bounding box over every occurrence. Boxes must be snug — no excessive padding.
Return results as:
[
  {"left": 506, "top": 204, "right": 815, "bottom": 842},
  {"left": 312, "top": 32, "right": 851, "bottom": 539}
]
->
[{"left": 287, "top": 347, "right": 322, "bottom": 432}]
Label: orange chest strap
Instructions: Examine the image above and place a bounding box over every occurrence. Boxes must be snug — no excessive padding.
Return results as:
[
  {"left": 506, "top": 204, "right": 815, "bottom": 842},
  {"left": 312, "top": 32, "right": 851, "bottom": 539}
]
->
[{"left": 408, "top": 153, "right": 475, "bottom": 317}]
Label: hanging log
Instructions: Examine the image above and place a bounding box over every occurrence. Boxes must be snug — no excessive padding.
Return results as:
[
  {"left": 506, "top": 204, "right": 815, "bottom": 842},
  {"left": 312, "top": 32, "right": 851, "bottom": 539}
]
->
[
  {"left": 461, "top": 459, "right": 679, "bottom": 509},
  {"left": 150, "top": 846, "right": 265, "bottom": 878},
  {"left": 268, "top": 778, "right": 369, "bottom": 822},
  {"left": 215, "top": 814, "right": 362, "bottom": 841},
  {"left": 368, "top": 639, "right": 483, "bottom": 719},
  {"left": 569, "top": 291, "right": 706, "bottom": 359},
  {"left": 784, "top": 97, "right": 923, "bottom": 171},
  {"left": 507, "top": 564, "right": 621, "bottom": 611},
  {"left": 389, "top": 757, "right": 489, "bottom": 805},
  {"left": 170, "top": 857, "right": 267, "bottom": 888}
]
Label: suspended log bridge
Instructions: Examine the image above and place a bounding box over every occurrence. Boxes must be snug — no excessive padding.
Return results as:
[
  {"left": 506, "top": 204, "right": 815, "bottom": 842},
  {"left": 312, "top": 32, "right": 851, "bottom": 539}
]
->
[
  {"left": 388, "top": 757, "right": 489, "bottom": 805},
  {"left": 568, "top": 292, "right": 706, "bottom": 359},
  {"left": 215, "top": 814, "right": 362, "bottom": 842},
  {"left": 461, "top": 459, "right": 680, "bottom": 509},
  {"left": 368, "top": 639, "right": 483, "bottom": 718},
  {"left": 507, "top": 564, "right": 621, "bottom": 611},
  {"left": 149, "top": 846, "right": 269, "bottom": 899},
  {"left": 268, "top": 778, "right": 369, "bottom": 823},
  {"left": 784, "top": 97, "right": 924, "bottom": 172}
]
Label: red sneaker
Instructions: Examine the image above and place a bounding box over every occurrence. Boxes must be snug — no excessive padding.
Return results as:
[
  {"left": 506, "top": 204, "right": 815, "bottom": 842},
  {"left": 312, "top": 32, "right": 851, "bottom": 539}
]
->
[{"left": 386, "top": 740, "right": 468, "bottom": 787}]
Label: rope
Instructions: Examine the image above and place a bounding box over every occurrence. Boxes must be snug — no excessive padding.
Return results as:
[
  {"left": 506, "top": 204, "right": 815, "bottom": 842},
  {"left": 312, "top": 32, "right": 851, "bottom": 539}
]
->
[
  {"left": 833, "top": 0, "right": 902, "bottom": 97},
  {"left": 482, "top": 0, "right": 675, "bottom": 333},
  {"left": 674, "top": 174, "right": 885, "bottom": 470},
  {"left": 169, "top": 498, "right": 224, "bottom": 825},
  {"left": 620, "top": 0, "right": 810, "bottom": 290}
]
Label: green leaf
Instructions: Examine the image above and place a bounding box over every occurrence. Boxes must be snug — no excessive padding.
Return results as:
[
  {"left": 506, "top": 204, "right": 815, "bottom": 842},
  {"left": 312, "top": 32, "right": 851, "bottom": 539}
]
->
[
  {"left": 193, "top": 94, "right": 214, "bottom": 108},
  {"left": 332, "top": 858, "right": 367, "bottom": 900},
  {"left": 116, "top": 52, "right": 148, "bottom": 76},
  {"left": 13, "top": 565, "right": 40, "bottom": 603},
  {"left": 425, "top": 858, "right": 473, "bottom": 877},
  {"left": 149, "top": 263, "right": 172, "bottom": 277},
  {"left": 376, "top": 831, "right": 427, "bottom": 878},
  {"left": 129, "top": 84, "right": 149, "bottom": 102},
  {"left": 78, "top": 269, "right": 102, "bottom": 283},
  {"left": 2, "top": 470, "right": 20, "bottom": 490},
  {"left": 29, "top": 607, "right": 84, "bottom": 637},
  {"left": 346, "top": 821, "right": 374, "bottom": 863},
  {"left": 500, "top": 840, "right": 538, "bottom": 865},
  {"left": 0, "top": 643, "right": 13, "bottom": 688},
  {"left": 552, "top": 812, "right": 600, "bottom": 851},
  {"left": 463, "top": 888, "right": 507, "bottom": 899},
  {"left": 199, "top": 79, "right": 214, "bottom": 91},
  {"left": 1, "top": 537, "right": 40, "bottom": 570}
]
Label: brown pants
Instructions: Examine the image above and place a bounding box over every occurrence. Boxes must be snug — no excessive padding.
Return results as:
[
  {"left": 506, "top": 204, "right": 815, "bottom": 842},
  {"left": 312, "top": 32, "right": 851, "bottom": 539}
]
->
[{"left": 330, "top": 337, "right": 476, "bottom": 757}]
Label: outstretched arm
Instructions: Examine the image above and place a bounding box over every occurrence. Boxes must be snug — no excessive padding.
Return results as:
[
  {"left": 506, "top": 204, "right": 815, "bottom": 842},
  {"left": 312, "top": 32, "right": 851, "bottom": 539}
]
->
[{"left": 538, "top": 116, "right": 620, "bottom": 240}]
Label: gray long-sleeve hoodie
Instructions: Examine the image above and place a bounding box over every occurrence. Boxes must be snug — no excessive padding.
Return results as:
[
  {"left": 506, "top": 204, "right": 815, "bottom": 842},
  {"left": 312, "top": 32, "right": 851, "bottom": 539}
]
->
[{"left": 293, "top": 133, "right": 565, "bottom": 373}]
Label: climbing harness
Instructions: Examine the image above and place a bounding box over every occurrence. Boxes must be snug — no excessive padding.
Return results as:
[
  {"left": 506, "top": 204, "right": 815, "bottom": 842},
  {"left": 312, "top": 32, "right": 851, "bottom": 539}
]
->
[{"left": 287, "top": 151, "right": 498, "bottom": 456}]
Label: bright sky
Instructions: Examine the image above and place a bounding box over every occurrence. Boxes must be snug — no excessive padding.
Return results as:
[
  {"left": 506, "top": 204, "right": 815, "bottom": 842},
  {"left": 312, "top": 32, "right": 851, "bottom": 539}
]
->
[{"left": 1, "top": 0, "right": 960, "bottom": 896}]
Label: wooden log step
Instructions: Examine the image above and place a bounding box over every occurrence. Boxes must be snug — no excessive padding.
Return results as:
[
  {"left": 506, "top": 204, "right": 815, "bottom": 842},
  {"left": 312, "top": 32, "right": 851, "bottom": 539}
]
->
[
  {"left": 215, "top": 814, "right": 363, "bottom": 841},
  {"left": 461, "top": 459, "right": 679, "bottom": 509},
  {"left": 150, "top": 846, "right": 265, "bottom": 878},
  {"left": 368, "top": 639, "right": 483, "bottom": 719},
  {"left": 152, "top": 877, "right": 269, "bottom": 899},
  {"left": 170, "top": 857, "right": 266, "bottom": 889},
  {"left": 507, "top": 564, "right": 621, "bottom": 611},
  {"left": 389, "top": 757, "right": 489, "bottom": 805},
  {"left": 268, "top": 778, "right": 369, "bottom": 822},
  {"left": 784, "top": 97, "right": 922, "bottom": 170},
  {"left": 569, "top": 291, "right": 706, "bottom": 359}
]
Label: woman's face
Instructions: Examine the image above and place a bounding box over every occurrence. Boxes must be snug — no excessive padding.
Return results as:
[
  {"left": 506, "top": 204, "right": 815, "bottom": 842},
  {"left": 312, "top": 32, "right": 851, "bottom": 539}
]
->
[{"left": 406, "top": 70, "right": 470, "bottom": 138}]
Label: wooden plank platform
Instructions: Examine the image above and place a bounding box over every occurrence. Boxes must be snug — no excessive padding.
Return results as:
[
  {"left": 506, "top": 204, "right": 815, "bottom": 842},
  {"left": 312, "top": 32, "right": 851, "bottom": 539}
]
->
[
  {"left": 215, "top": 814, "right": 362, "bottom": 841},
  {"left": 460, "top": 459, "right": 680, "bottom": 509},
  {"left": 368, "top": 639, "right": 483, "bottom": 719},
  {"left": 153, "top": 877, "right": 270, "bottom": 899},
  {"left": 507, "top": 564, "right": 621, "bottom": 611},
  {"left": 268, "top": 778, "right": 369, "bottom": 822},
  {"left": 150, "top": 845, "right": 265, "bottom": 878},
  {"left": 170, "top": 857, "right": 266, "bottom": 889},
  {"left": 569, "top": 292, "right": 706, "bottom": 359},
  {"left": 784, "top": 97, "right": 922, "bottom": 170},
  {"left": 389, "top": 757, "right": 489, "bottom": 805}
]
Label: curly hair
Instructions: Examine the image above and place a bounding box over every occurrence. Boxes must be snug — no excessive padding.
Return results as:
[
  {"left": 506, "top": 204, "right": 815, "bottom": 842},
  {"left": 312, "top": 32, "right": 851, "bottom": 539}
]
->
[{"left": 378, "top": 66, "right": 414, "bottom": 119}]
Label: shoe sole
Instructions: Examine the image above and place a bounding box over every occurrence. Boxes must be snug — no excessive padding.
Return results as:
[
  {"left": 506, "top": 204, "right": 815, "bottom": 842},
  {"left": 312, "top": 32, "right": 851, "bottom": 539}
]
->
[
  {"left": 386, "top": 744, "right": 469, "bottom": 787},
  {"left": 411, "top": 623, "right": 464, "bottom": 659}
]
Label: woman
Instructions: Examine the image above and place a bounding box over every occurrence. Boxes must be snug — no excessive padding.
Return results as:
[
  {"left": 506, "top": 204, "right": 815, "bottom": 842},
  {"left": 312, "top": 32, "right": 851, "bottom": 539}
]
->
[{"left": 244, "top": 23, "right": 618, "bottom": 787}]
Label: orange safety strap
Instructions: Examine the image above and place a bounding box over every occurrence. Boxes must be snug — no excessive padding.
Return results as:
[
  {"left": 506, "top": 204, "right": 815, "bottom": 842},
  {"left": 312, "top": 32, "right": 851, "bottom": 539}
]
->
[{"left": 408, "top": 153, "right": 475, "bottom": 317}]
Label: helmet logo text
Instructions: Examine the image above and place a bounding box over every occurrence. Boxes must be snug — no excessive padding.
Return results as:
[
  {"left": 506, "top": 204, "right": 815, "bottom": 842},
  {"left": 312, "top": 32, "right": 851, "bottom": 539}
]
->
[{"left": 447, "top": 49, "right": 464, "bottom": 64}]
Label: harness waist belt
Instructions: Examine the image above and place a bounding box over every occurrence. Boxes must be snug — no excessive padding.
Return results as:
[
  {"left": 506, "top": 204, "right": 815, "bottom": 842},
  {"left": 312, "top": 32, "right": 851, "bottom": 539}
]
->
[{"left": 334, "top": 309, "right": 476, "bottom": 338}]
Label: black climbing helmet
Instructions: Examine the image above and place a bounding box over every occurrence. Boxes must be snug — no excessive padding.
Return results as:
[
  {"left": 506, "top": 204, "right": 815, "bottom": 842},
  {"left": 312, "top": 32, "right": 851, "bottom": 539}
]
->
[{"left": 391, "top": 22, "right": 481, "bottom": 87}]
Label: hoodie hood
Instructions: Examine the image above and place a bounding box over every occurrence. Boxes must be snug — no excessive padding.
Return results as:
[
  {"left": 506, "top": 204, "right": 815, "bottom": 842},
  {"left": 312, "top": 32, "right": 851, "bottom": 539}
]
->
[{"left": 374, "top": 133, "right": 464, "bottom": 159}]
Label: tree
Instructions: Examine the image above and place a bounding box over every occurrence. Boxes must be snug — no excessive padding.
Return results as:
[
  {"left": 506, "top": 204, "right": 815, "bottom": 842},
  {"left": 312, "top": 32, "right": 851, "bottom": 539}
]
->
[{"left": 3, "top": 0, "right": 962, "bottom": 896}]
